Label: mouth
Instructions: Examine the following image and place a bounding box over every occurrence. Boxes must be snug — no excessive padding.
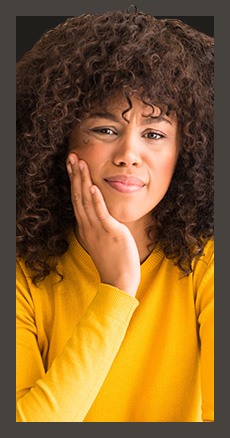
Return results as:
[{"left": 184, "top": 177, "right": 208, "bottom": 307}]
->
[{"left": 104, "top": 175, "right": 146, "bottom": 194}]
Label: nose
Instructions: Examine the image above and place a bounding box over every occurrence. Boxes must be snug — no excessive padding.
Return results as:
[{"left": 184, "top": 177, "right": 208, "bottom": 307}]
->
[{"left": 112, "top": 131, "right": 142, "bottom": 167}]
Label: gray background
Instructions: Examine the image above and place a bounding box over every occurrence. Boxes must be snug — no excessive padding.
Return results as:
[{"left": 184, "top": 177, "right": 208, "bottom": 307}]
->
[{"left": 1, "top": 0, "right": 228, "bottom": 434}]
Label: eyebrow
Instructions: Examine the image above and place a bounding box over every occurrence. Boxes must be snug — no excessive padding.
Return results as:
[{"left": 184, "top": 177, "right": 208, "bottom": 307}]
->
[
  {"left": 86, "top": 111, "right": 172, "bottom": 125},
  {"left": 88, "top": 112, "right": 120, "bottom": 122}
]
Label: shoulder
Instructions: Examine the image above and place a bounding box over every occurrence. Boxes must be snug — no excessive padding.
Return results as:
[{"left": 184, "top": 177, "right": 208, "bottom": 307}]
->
[{"left": 193, "top": 238, "right": 214, "bottom": 274}]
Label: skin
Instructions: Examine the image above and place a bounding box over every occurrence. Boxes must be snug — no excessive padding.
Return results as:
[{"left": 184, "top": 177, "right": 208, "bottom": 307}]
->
[{"left": 67, "top": 95, "right": 180, "bottom": 297}]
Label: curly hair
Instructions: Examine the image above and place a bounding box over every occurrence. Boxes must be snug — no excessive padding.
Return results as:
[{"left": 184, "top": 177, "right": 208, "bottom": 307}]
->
[{"left": 16, "top": 10, "right": 214, "bottom": 284}]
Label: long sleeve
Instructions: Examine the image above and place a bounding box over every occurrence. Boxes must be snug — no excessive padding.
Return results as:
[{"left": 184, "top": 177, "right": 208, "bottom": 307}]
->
[
  {"left": 16, "top": 236, "right": 214, "bottom": 422},
  {"left": 16, "top": 262, "right": 139, "bottom": 422},
  {"left": 194, "top": 241, "right": 214, "bottom": 422}
]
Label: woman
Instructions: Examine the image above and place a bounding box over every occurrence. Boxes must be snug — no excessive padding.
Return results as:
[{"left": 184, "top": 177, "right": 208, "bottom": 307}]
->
[{"left": 16, "top": 9, "right": 214, "bottom": 422}]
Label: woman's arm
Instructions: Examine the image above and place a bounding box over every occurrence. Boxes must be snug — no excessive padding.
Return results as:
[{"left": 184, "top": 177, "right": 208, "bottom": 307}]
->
[
  {"left": 16, "top": 269, "right": 139, "bottom": 422},
  {"left": 16, "top": 153, "right": 141, "bottom": 422},
  {"left": 195, "top": 241, "right": 214, "bottom": 422},
  {"left": 66, "top": 153, "right": 141, "bottom": 297}
]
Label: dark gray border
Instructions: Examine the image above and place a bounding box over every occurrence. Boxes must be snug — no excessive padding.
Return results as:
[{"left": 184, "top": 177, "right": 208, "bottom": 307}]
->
[
  {"left": 2, "top": 0, "right": 228, "bottom": 435},
  {"left": 14, "top": 0, "right": 215, "bottom": 16}
]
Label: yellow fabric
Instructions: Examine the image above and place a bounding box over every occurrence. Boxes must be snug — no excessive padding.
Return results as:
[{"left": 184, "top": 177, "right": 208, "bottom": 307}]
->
[{"left": 16, "top": 231, "right": 214, "bottom": 422}]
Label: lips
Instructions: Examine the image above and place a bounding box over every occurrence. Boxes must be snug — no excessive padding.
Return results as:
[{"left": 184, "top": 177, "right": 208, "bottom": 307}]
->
[{"left": 104, "top": 175, "right": 146, "bottom": 193}]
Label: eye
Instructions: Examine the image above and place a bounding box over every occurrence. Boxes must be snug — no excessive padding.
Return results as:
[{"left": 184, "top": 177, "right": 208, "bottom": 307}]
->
[
  {"left": 91, "top": 127, "right": 116, "bottom": 135},
  {"left": 143, "top": 131, "right": 165, "bottom": 140}
]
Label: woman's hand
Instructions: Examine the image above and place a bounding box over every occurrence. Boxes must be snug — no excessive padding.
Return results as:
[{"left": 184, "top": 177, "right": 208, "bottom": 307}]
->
[{"left": 67, "top": 153, "right": 141, "bottom": 297}]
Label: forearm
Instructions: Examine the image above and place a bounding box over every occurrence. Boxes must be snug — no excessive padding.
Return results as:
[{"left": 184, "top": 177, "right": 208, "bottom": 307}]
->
[{"left": 16, "top": 284, "right": 138, "bottom": 422}]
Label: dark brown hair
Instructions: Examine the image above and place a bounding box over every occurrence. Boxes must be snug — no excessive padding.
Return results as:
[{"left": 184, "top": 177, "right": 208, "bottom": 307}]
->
[{"left": 16, "top": 10, "right": 214, "bottom": 284}]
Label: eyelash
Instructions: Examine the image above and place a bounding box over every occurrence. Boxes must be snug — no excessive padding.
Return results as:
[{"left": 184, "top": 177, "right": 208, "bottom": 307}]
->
[
  {"left": 92, "top": 127, "right": 115, "bottom": 135},
  {"left": 144, "top": 132, "right": 165, "bottom": 140},
  {"left": 91, "top": 127, "right": 165, "bottom": 140}
]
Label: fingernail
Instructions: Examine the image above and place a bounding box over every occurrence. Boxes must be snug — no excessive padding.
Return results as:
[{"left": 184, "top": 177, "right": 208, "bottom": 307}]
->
[
  {"left": 69, "top": 154, "right": 75, "bottom": 165},
  {"left": 79, "top": 161, "right": 84, "bottom": 171},
  {"left": 66, "top": 162, "right": 72, "bottom": 174}
]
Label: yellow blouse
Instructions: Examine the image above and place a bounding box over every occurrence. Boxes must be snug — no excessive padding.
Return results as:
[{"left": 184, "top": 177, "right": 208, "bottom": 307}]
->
[{"left": 16, "top": 232, "right": 214, "bottom": 422}]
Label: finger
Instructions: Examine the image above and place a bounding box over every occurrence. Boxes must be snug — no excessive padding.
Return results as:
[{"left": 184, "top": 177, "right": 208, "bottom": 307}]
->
[
  {"left": 79, "top": 160, "right": 101, "bottom": 226},
  {"left": 90, "top": 185, "right": 121, "bottom": 233},
  {"left": 66, "top": 153, "right": 90, "bottom": 230},
  {"left": 66, "top": 152, "right": 80, "bottom": 185}
]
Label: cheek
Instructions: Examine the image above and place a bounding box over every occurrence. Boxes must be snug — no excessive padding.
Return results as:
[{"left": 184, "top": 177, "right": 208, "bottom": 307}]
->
[
  {"left": 83, "top": 147, "right": 106, "bottom": 166},
  {"left": 70, "top": 140, "right": 100, "bottom": 161},
  {"left": 164, "top": 155, "right": 178, "bottom": 177},
  {"left": 70, "top": 145, "right": 107, "bottom": 181},
  {"left": 150, "top": 151, "right": 178, "bottom": 180}
]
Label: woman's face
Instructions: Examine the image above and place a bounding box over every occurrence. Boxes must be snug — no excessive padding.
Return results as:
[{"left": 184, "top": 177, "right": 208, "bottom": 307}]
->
[{"left": 69, "top": 95, "right": 180, "bottom": 227}]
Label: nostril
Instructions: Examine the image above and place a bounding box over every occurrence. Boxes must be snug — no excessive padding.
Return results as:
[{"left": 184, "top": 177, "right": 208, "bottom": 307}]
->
[{"left": 116, "top": 161, "right": 140, "bottom": 167}]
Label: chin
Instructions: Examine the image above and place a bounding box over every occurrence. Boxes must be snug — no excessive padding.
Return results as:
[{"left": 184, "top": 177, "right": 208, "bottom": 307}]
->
[{"left": 107, "top": 206, "right": 147, "bottom": 225}]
